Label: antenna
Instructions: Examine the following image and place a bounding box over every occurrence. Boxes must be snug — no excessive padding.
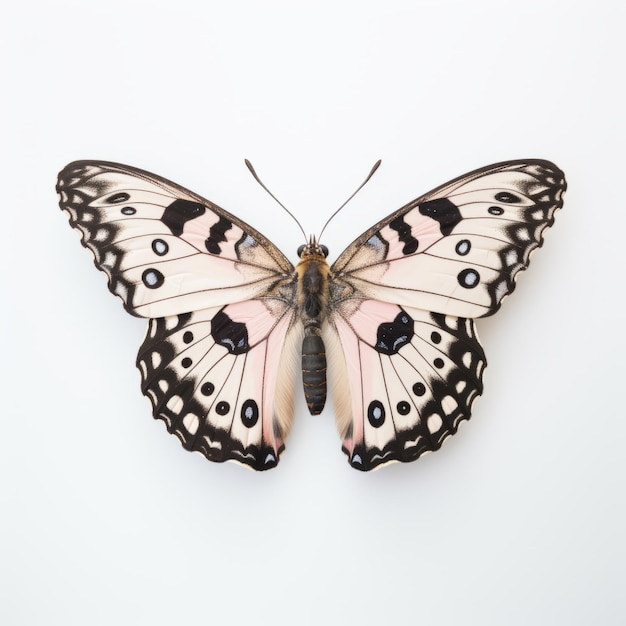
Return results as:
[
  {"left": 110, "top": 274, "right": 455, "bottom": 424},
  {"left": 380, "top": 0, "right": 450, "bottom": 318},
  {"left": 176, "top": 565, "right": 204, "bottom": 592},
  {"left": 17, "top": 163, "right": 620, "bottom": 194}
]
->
[
  {"left": 245, "top": 158, "right": 382, "bottom": 244},
  {"left": 318, "top": 160, "right": 381, "bottom": 241},
  {"left": 244, "top": 159, "right": 307, "bottom": 242}
]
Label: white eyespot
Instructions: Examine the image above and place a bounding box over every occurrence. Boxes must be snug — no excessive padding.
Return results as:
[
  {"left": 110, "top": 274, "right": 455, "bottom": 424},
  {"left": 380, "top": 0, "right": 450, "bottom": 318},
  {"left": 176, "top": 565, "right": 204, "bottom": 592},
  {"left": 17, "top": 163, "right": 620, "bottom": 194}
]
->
[
  {"left": 505, "top": 250, "right": 518, "bottom": 266},
  {"left": 404, "top": 436, "right": 421, "bottom": 449},
  {"left": 462, "top": 351, "right": 473, "bottom": 368},
  {"left": 203, "top": 436, "right": 222, "bottom": 450},
  {"left": 455, "top": 239, "right": 471, "bottom": 256},
  {"left": 141, "top": 267, "right": 166, "bottom": 290},
  {"left": 165, "top": 317, "right": 179, "bottom": 331},
  {"left": 152, "top": 239, "right": 168, "bottom": 256},
  {"left": 427, "top": 414, "right": 443, "bottom": 434},
  {"left": 458, "top": 269, "right": 479, "bottom": 288},
  {"left": 166, "top": 395, "right": 183, "bottom": 414},
  {"left": 182, "top": 413, "right": 200, "bottom": 435},
  {"left": 441, "top": 396, "right": 458, "bottom": 415},
  {"left": 94, "top": 228, "right": 109, "bottom": 242},
  {"left": 102, "top": 251, "right": 116, "bottom": 269}
]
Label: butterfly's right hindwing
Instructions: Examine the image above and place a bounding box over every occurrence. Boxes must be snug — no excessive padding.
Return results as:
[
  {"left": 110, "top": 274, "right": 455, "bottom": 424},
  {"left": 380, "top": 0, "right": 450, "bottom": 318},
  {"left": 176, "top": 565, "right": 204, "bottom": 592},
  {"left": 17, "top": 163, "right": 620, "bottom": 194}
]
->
[
  {"left": 57, "top": 161, "right": 294, "bottom": 318},
  {"left": 326, "top": 301, "right": 486, "bottom": 470}
]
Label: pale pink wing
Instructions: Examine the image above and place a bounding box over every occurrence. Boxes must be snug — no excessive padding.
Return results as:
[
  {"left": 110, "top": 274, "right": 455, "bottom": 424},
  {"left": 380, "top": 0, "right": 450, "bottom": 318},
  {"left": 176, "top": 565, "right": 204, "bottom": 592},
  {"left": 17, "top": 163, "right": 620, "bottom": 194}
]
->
[
  {"left": 58, "top": 161, "right": 300, "bottom": 470},
  {"left": 57, "top": 161, "right": 293, "bottom": 318},
  {"left": 325, "top": 301, "right": 485, "bottom": 470},
  {"left": 138, "top": 298, "right": 302, "bottom": 470},
  {"left": 332, "top": 160, "right": 566, "bottom": 318},
  {"left": 328, "top": 160, "right": 566, "bottom": 470}
]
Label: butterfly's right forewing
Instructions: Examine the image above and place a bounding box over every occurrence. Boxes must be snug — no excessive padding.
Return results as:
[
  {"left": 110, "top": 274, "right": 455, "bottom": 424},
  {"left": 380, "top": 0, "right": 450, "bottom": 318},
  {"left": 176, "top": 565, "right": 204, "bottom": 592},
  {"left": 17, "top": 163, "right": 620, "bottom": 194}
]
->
[{"left": 332, "top": 160, "right": 566, "bottom": 318}]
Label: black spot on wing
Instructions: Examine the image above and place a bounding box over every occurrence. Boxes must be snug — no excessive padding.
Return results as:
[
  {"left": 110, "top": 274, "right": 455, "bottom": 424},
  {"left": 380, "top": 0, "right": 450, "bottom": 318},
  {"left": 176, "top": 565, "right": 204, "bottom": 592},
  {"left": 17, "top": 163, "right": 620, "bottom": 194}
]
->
[
  {"left": 162, "top": 199, "right": 206, "bottom": 236},
  {"left": 216, "top": 401, "right": 230, "bottom": 416},
  {"left": 375, "top": 310, "right": 414, "bottom": 355},
  {"left": 205, "top": 216, "right": 233, "bottom": 254},
  {"left": 200, "top": 382, "right": 215, "bottom": 396},
  {"left": 418, "top": 198, "right": 462, "bottom": 235},
  {"left": 211, "top": 309, "right": 250, "bottom": 354},
  {"left": 107, "top": 192, "right": 130, "bottom": 204},
  {"left": 495, "top": 191, "right": 520, "bottom": 203},
  {"left": 397, "top": 401, "right": 411, "bottom": 415},
  {"left": 389, "top": 215, "right": 419, "bottom": 255},
  {"left": 413, "top": 382, "right": 426, "bottom": 396}
]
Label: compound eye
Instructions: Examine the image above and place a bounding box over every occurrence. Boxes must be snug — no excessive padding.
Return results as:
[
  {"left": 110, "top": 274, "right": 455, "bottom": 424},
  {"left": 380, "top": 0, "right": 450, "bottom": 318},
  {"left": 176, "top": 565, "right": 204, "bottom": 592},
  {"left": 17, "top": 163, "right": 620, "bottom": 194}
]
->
[
  {"left": 297, "top": 244, "right": 306, "bottom": 257},
  {"left": 320, "top": 245, "right": 329, "bottom": 257}
]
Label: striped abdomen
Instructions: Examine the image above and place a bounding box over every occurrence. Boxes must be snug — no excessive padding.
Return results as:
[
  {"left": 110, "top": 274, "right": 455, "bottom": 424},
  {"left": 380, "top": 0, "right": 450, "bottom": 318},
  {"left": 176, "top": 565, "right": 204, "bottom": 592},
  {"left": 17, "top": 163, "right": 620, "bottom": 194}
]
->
[
  {"left": 302, "top": 326, "right": 327, "bottom": 414},
  {"left": 297, "top": 246, "right": 330, "bottom": 415}
]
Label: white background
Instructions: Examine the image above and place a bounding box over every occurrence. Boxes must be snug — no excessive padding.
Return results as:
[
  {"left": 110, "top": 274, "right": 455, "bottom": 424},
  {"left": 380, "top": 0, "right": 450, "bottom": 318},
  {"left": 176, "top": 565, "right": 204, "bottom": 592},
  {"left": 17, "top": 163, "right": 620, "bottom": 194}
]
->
[{"left": 2, "top": 1, "right": 625, "bottom": 624}]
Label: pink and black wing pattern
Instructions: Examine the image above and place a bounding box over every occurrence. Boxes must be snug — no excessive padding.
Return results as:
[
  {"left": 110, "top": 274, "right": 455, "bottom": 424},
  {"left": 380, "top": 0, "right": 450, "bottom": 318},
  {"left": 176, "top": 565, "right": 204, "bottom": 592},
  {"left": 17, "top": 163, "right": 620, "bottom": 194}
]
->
[
  {"left": 332, "top": 160, "right": 566, "bottom": 318},
  {"left": 327, "top": 301, "right": 485, "bottom": 470},
  {"left": 136, "top": 300, "right": 301, "bottom": 470},
  {"left": 56, "top": 161, "right": 293, "bottom": 318},
  {"left": 57, "top": 161, "right": 299, "bottom": 470},
  {"left": 328, "top": 160, "right": 566, "bottom": 470}
]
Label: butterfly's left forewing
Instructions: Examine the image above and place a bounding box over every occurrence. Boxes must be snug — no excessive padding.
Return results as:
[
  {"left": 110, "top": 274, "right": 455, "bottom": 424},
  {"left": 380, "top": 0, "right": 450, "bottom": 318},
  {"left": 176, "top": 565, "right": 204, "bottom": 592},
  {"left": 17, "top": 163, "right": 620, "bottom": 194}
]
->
[
  {"left": 57, "top": 161, "right": 293, "bottom": 318},
  {"left": 328, "top": 160, "right": 565, "bottom": 470}
]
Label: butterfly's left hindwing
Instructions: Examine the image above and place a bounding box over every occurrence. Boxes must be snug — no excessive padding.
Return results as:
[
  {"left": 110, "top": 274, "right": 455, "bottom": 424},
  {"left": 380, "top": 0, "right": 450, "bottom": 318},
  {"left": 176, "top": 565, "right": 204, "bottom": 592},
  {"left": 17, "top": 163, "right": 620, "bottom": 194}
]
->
[{"left": 136, "top": 299, "right": 301, "bottom": 470}]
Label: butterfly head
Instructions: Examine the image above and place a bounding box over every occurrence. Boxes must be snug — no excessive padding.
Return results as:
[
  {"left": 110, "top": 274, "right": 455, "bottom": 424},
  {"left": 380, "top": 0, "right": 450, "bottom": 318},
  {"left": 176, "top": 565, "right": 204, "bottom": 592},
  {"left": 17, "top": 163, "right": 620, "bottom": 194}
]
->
[{"left": 297, "top": 235, "right": 329, "bottom": 260}]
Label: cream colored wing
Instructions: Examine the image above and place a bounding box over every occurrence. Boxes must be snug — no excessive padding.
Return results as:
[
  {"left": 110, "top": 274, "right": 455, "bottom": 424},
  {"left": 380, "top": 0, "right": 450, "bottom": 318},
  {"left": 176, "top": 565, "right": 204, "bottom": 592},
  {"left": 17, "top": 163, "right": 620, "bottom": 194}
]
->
[
  {"left": 58, "top": 161, "right": 301, "bottom": 470},
  {"left": 327, "top": 160, "right": 565, "bottom": 470},
  {"left": 57, "top": 161, "right": 294, "bottom": 318},
  {"left": 137, "top": 298, "right": 302, "bottom": 470},
  {"left": 331, "top": 160, "right": 566, "bottom": 318},
  {"left": 325, "top": 301, "right": 485, "bottom": 470}
]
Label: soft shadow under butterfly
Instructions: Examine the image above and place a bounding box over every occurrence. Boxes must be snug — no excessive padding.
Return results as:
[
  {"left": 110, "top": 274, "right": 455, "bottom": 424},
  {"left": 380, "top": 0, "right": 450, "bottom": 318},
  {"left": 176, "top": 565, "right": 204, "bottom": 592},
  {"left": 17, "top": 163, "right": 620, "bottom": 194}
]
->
[{"left": 57, "top": 159, "right": 565, "bottom": 471}]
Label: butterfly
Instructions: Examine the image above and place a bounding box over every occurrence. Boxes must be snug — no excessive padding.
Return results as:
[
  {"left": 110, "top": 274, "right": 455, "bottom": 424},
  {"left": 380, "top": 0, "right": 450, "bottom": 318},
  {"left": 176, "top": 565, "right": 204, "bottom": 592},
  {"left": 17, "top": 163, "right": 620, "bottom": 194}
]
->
[{"left": 57, "top": 159, "right": 566, "bottom": 471}]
